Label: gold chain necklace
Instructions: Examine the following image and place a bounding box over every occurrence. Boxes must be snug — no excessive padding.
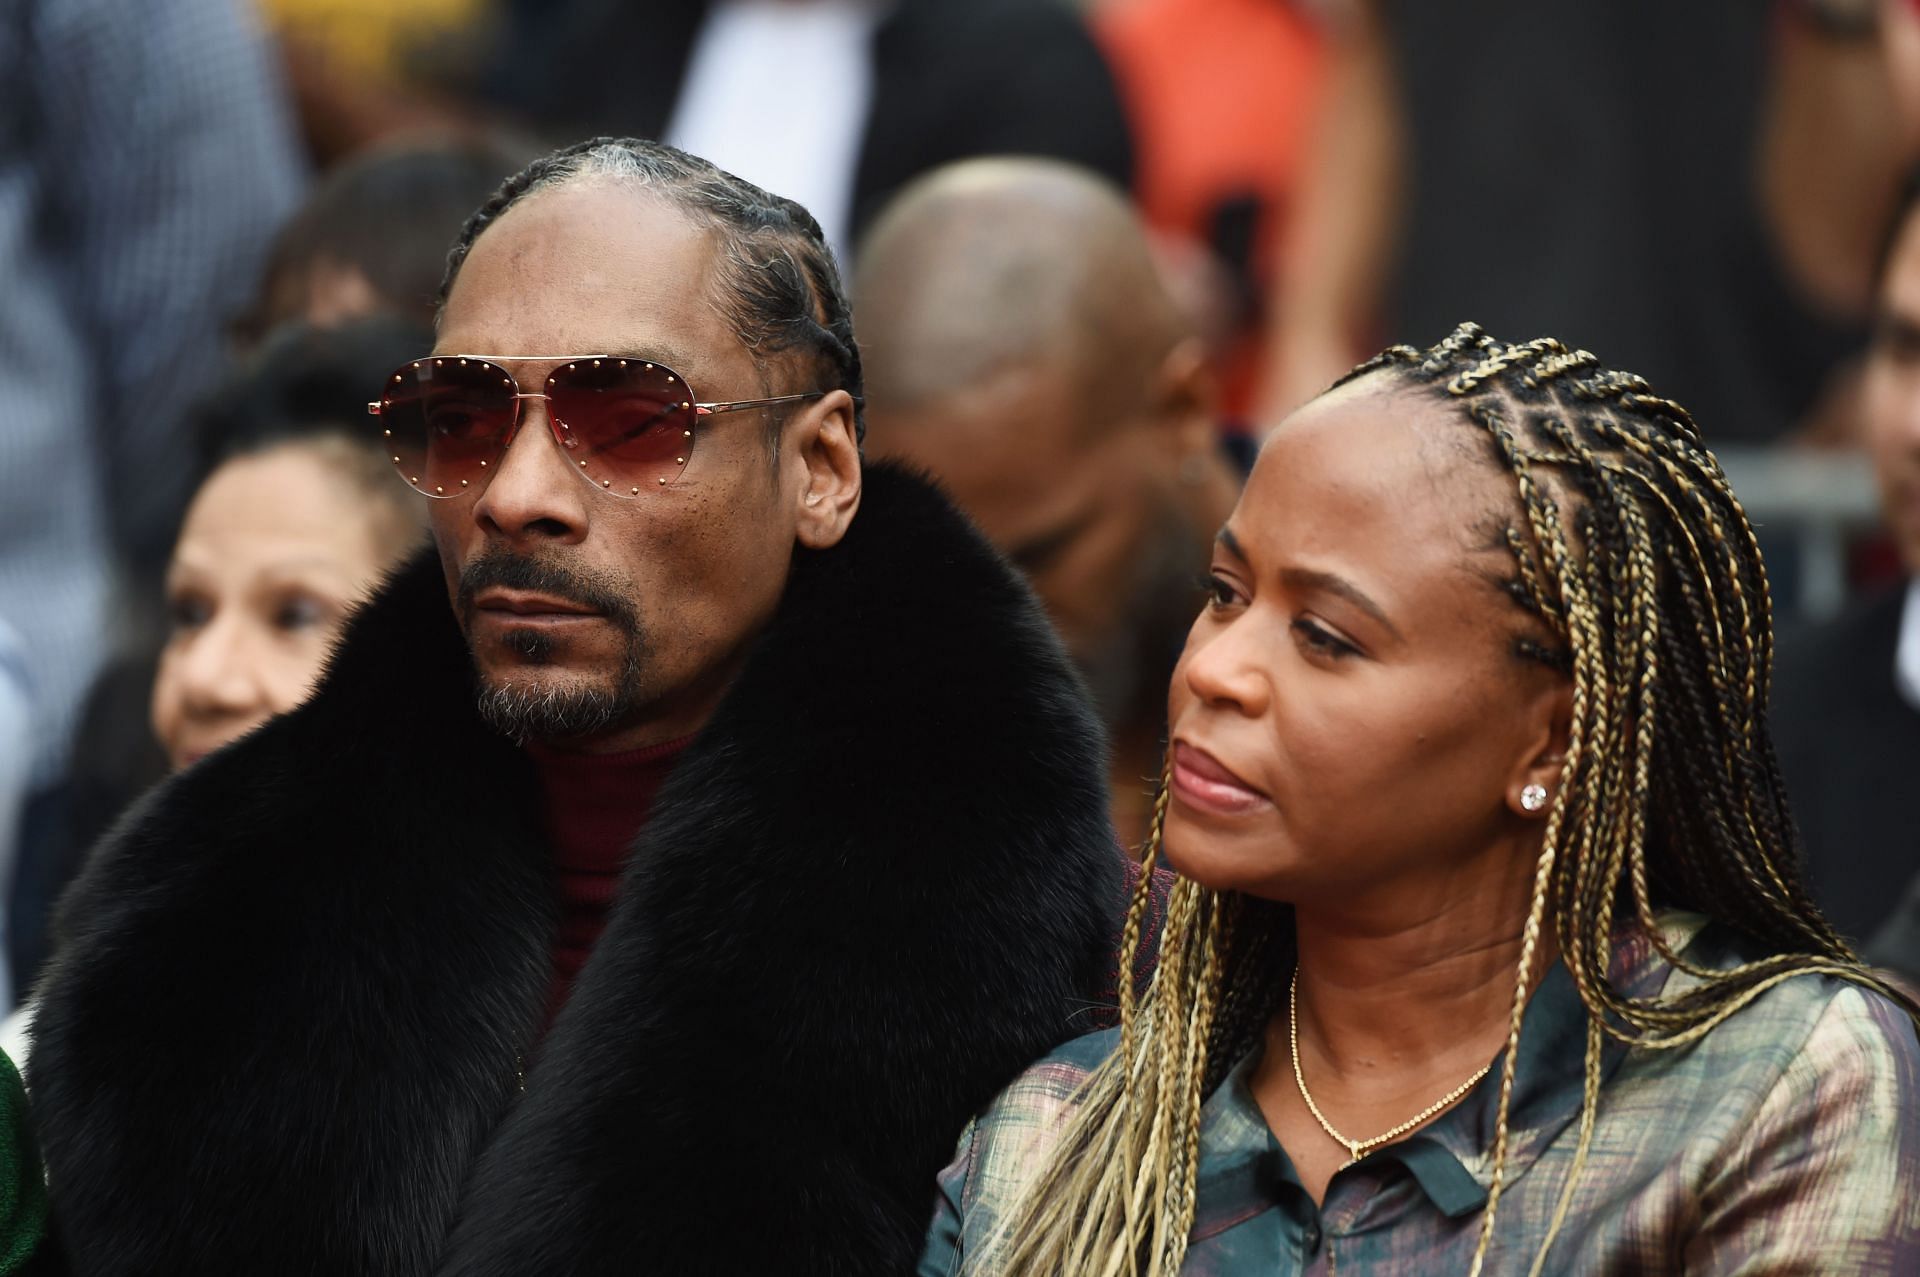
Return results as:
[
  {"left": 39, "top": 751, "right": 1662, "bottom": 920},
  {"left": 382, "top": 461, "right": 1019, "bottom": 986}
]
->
[{"left": 1289, "top": 969, "right": 1494, "bottom": 1165}]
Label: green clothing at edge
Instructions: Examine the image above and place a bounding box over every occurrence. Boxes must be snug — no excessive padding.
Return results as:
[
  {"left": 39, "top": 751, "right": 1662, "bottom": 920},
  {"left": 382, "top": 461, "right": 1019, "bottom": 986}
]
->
[{"left": 0, "top": 1051, "right": 44, "bottom": 1273}]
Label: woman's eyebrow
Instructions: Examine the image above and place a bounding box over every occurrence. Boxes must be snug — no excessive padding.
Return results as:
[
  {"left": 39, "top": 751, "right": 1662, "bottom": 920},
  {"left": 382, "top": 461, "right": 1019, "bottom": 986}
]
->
[
  {"left": 1216, "top": 527, "right": 1403, "bottom": 639},
  {"left": 1279, "top": 566, "right": 1404, "bottom": 642}
]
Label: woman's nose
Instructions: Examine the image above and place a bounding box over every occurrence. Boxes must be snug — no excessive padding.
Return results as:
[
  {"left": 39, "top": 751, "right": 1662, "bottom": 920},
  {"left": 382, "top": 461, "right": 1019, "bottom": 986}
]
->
[
  {"left": 175, "top": 611, "right": 268, "bottom": 717},
  {"left": 1180, "top": 613, "right": 1271, "bottom": 718}
]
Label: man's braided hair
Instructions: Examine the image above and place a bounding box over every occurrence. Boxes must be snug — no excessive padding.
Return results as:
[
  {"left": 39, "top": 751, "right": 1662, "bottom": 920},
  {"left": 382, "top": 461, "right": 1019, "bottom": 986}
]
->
[
  {"left": 436, "top": 136, "right": 864, "bottom": 446},
  {"left": 968, "top": 323, "right": 1918, "bottom": 1277}
]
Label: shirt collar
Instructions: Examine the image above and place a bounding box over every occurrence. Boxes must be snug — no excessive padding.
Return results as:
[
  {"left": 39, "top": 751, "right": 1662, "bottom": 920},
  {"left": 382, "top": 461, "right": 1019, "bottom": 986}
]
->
[
  {"left": 1895, "top": 579, "right": 1920, "bottom": 713},
  {"left": 1190, "top": 1052, "right": 1303, "bottom": 1240}
]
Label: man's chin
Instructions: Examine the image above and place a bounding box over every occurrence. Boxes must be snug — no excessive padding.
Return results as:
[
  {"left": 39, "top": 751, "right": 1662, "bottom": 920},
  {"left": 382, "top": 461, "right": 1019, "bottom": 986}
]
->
[
  {"left": 471, "top": 665, "right": 633, "bottom": 744},
  {"left": 473, "top": 662, "right": 610, "bottom": 698}
]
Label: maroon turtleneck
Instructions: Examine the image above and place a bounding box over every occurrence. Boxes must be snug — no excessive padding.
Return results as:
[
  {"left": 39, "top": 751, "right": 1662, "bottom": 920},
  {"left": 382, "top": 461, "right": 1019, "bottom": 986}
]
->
[{"left": 526, "top": 736, "right": 690, "bottom": 1016}]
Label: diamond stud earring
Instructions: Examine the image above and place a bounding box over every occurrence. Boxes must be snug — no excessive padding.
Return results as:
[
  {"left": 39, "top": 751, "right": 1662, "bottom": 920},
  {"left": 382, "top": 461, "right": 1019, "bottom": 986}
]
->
[{"left": 1520, "top": 783, "right": 1549, "bottom": 813}]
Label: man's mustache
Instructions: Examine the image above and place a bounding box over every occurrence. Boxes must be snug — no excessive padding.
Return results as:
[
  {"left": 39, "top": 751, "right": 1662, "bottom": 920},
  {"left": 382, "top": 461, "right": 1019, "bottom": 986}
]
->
[{"left": 456, "top": 551, "right": 640, "bottom": 633}]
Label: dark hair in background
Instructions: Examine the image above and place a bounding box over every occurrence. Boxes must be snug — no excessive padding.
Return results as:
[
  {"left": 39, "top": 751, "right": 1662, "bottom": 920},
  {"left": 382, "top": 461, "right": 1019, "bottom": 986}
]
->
[
  {"left": 189, "top": 314, "right": 435, "bottom": 517},
  {"left": 439, "top": 136, "right": 866, "bottom": 445},
  {"left": 244, "top": 134, "right": 528, "bottom": 339}
]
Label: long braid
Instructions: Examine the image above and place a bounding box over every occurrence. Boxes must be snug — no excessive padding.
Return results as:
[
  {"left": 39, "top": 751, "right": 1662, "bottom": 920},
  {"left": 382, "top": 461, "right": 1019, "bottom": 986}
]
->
[
  {"left": 1465, "top": 394, "right": 1605, "bottom": 1275},
  {"left": 969, "top": 764, "right": 1248, "bottom": 1276}
]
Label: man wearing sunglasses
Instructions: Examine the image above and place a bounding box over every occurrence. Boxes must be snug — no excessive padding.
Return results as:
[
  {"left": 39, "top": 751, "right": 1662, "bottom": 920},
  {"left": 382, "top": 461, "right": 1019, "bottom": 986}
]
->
[{"left": 32, "top": 139, "right": 1125, "bottom": 1276}]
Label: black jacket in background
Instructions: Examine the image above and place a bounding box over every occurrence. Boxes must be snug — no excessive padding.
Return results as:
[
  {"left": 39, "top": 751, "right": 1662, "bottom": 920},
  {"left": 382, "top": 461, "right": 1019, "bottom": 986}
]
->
[
  {"left": 479, "top": 0, "right": 1134, "bottom": 244},
  {"left": 32, "top": 465, "right": 1125, "bottom": 1276},
  {"left": 1382, "top": 0, "right": 1859, "bottom": 443},
  {"left": 1869, "top": 874, "right": 1920, "bottom": 983},
  {"left": 1772, "top": 585, "right": 1920, "bottom": 946}
]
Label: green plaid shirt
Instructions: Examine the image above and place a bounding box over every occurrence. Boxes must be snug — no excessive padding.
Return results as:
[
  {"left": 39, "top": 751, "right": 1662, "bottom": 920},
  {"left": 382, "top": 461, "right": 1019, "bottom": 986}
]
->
[{"left": 922, "top": 913, "right": 1920, "bottom": 1275}]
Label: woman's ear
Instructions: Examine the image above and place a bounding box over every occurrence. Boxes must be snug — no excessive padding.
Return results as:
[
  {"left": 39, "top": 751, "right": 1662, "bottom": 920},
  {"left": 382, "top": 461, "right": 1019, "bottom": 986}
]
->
[{"left": 1508, "top": 675, "right": 1573, "bottom": 819}]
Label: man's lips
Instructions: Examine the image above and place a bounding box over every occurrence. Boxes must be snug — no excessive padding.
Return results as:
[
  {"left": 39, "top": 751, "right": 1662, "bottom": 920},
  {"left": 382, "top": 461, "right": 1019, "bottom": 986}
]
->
[
  {"left": 473, "top": 589, "right": 600, "bottom": 618},
  {"left": 1170, "top": 740, "right": 1271, "bottom": 815}
]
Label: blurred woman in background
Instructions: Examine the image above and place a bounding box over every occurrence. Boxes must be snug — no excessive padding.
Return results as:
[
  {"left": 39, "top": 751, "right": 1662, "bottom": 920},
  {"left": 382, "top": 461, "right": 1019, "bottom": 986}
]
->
[
  {"left": 151, "top": 319, "right": 428, "bottom": 769},
  {"left": 924, "top": 324, "right": 1920, "bottom": 1275},
  {"left": 4, "top": 318, "right": 427, "bottom": 1061}
]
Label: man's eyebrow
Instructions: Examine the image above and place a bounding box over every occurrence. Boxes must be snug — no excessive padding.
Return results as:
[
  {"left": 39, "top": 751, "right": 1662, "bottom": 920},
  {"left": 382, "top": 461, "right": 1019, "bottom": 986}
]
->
[
  {"left": 1008, "top": 512, "right": 1098, "bottom": 574},
  {"left": 437, "top": 347, "right": 705, "bottom": 375},
  {"left": 1279, "top": 566, "right": 1404, "bottom": 642},
  {"left": 1874, "top": 312, "right": 1920, "bottom": 349},
  {"left": 605, "top": 345, "right": 699, "bottom": 372},
  {"left": 1215, "top": 526, "right": 1247, "bottom": 561}
]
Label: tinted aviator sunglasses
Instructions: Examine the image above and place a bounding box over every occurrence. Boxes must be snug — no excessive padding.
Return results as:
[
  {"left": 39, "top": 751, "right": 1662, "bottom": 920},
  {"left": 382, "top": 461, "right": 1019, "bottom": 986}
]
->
[{"left": 367, "top": 354, "right": 828, "bottom": 498}]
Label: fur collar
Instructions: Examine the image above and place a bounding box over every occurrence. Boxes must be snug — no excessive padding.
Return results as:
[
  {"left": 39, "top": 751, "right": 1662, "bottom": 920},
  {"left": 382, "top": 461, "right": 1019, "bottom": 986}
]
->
[{"left": 33, "top": 464, "right": 1121, "bottom": 1276}]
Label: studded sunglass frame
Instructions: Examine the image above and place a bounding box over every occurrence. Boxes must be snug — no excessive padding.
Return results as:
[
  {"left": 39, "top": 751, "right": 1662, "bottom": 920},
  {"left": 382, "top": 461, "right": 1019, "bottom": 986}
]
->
[{"left": 368, "top": 354, "right": 829, "bottom": 498}]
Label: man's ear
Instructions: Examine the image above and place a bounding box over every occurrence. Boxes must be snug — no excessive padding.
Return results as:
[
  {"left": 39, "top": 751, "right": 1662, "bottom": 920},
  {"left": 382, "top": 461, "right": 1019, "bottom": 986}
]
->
[
  {"left": 793, "top": 389, "right": 862, "bottom": 549},
  {"left": 1508, "top": 673, "right": 1574, "bottom": 819},
  {"left": 1151, "top": 336, "right": 1219, "bottom": 455}
]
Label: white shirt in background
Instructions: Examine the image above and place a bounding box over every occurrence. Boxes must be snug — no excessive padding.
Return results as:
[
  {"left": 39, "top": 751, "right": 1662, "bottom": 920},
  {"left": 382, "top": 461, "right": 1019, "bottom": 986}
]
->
[
  {"left": 0, "top": 620, "right": 34, "bottom": 1014},
  {"left": 1896, "top": 579, "right": 1920, "bottom": 714},
  {"left": 665, "top": 0, "right": 886, "bottom": 263}
]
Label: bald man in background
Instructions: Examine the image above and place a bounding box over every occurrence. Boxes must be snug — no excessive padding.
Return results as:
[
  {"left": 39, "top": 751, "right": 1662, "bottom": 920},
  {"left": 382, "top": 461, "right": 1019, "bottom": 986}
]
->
[{"left": 857, "top": 159, "right": 1242, "bottom": 845}]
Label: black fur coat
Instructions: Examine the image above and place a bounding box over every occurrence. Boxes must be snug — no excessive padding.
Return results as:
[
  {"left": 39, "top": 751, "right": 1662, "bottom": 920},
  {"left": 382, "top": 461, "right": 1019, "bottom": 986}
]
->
[{"left": 31, "top": 466, "right": 1123, "bottom": 1276}]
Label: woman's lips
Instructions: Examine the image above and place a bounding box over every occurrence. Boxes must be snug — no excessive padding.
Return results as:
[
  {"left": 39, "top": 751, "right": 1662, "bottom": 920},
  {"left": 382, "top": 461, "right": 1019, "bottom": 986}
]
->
[{"left": 1170, "top": 740, "right": 1270, "bottom": 816}]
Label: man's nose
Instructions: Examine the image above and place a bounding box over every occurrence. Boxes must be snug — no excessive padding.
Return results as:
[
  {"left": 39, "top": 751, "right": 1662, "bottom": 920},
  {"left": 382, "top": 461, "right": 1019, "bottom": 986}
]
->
[{"left": 469, "top": 394, "right": 592, "bottom": 545}]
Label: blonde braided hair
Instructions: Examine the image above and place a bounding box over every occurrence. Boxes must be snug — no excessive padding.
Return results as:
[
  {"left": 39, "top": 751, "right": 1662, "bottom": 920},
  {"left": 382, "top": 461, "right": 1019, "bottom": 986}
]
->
[{"left": 964, "top": 324, "right": 1917, "bottom": 1276}]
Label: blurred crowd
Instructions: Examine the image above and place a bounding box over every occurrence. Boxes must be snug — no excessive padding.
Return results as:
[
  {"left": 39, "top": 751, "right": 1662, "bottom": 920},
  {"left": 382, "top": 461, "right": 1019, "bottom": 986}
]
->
[{"left": 2, "top": 0, "right": 1919, "bottom": 1024}]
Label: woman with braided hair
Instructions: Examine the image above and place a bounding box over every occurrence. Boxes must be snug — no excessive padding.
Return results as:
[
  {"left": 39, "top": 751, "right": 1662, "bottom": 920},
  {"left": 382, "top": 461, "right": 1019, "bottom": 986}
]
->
[{"left": 921, "top": 323, "right": 1920, "bottom": 1276}]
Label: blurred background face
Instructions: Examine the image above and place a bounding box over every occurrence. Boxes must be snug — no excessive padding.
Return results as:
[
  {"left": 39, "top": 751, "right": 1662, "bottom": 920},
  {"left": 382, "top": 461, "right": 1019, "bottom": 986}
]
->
[
  {"left": 152, "top": 441, "right": 403, "bottom": 769},
  {"left": 1863, "top": 207, "right": 1920, "bottom": 574},
  {"left": 1890, "top": 0, "right": 1920, "bottom": 159},
  {"left": 1162, "top": 381, "right": 1559, "bottom": 917},
  {"left": 871, "top": 358, "right": 1205, "bottom": 724},
  {"left": 858, "top": 161, "right": 1237, "bottom": 826},
  {"left": 240, "top": 137, "right": 526, "bottom": 347},
  {"left": 261, "top": 256, "right": 384, "bottom": 330},
  {"left": 428, "top": 179, "right": 806, "bottom": 748}
]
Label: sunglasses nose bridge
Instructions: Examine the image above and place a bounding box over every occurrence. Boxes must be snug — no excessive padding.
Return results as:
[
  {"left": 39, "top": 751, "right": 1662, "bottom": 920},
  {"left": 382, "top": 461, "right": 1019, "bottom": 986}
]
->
[
  {"left": 511, "top": 391, "right": 598, "bottom": 484},
  {"left": 505, "top": 390, "right": 553, "bottom": 447},
  {"left": 513, "top": 389, "right": 576, "bottom": 454}
]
